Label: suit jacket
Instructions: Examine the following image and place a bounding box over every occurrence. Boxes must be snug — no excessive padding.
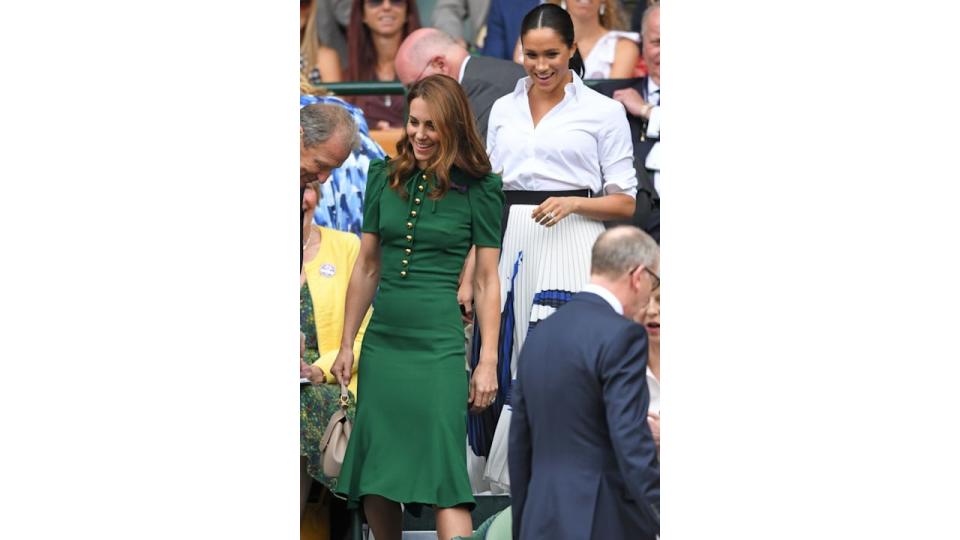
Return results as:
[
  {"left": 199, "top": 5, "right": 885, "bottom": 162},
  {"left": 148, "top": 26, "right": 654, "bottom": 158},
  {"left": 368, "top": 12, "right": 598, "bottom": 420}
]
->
[
  {"left": 590, "top": 77, "right": 660, "bottom": 243},
  {"left": 481, "top": 0, "right": 539, "bottom": 60},
  {"left": 431, "top": 0, "right": 490, "bottom": 45},
  {"left": 509, "top": 292, "right": 660, "bottom": 540},
  {"left": 462, "top": 55, "right": 527, "bottom": 141}
]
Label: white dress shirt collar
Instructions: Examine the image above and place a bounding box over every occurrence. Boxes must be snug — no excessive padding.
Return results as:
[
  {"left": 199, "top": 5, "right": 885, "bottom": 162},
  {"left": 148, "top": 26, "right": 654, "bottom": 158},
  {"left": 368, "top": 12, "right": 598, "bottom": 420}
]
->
[
  {"left": 647, "top": 77, "right": 660, "bottom": 102},
  {"left": 458, "top": 55, "right": 470, "bottom": 84},
  {"left": 487, "top": 71, "right": 637, "bottom": 196},
  {"left": 512, "top": 71, "right": 584, "bottom": 101},
  {"left": 581, "top": 283, "right": 624, "bottom": 316}
]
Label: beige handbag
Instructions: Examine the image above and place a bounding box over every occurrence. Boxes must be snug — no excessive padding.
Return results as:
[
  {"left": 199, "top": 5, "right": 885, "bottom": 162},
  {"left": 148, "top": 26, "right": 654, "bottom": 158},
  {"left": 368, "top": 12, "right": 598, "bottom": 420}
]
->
[{"left": 319, "top": 383, "right": 352, "bottom": 478}]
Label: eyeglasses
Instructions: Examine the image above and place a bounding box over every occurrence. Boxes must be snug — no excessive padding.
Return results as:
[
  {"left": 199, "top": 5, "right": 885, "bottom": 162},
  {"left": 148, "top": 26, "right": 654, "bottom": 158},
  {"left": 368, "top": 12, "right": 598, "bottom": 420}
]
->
[
  {"left": 630, "top": 265, "right": 660, "bottom": 291},
  {"left": 408, "top": 58, "right": 434, "bottom": 88},
  {"left": 365, "top": 0, "right": 406, "bottom": 7}
]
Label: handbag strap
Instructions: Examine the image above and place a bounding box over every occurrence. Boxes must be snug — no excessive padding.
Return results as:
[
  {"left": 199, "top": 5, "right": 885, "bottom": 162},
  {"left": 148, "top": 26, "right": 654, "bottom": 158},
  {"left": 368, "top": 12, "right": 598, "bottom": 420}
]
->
[{"left": 318, "top": 383, "right": 351, "bottom": 450}]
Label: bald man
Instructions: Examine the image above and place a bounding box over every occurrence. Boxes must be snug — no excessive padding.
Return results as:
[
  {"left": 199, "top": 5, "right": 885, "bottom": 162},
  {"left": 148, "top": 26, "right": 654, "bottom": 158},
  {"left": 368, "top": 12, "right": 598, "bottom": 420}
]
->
[{"left": 396, "top": 27, "right": 526, "bottom": 140}]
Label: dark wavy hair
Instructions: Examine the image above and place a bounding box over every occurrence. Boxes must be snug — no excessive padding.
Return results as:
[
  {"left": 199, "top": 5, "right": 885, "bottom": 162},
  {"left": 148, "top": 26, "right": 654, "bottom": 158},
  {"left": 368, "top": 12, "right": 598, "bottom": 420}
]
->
[
  {"left": 388, "top": 75, "right": 491, "bottom": 200},
  {"left": 520, "top": 3, "right": 585, "bottom": 78},
  {"left": 346, "top": 0, "right": 421, "bottom": 81}
]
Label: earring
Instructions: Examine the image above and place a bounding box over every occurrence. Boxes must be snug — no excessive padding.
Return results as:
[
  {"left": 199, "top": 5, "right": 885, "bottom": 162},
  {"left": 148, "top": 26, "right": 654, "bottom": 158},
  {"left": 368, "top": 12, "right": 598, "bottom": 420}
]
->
[
  {"left": 599, "top": 2, "right": 605, "bottom": 16},
  {"left": 560, "top": 0, "right": 567, "bottom": 9}
]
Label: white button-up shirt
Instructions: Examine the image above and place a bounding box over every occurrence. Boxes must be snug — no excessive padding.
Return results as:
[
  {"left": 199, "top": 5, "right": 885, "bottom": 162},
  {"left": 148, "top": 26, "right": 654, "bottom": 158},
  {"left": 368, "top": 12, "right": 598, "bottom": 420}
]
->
[
  {"left": 645, "top": 78, "right": 660, "bottom": 194},
  {"left": 486, "top": 73, "right": 638, "bottom": 197}
]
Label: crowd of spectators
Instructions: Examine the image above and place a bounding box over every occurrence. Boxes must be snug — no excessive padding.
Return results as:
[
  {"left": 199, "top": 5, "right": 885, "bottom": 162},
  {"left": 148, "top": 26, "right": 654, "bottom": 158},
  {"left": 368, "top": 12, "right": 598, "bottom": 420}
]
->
[{"left": 299, "top": 1, "right": 661, "bottom": 539}]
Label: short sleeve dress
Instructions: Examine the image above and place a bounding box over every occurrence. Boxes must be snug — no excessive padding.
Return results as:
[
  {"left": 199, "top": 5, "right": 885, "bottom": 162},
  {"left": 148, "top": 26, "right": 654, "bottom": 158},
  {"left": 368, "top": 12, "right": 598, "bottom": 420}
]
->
[{"left": 335, "top": 159, "right": 504, "bottom": 510}]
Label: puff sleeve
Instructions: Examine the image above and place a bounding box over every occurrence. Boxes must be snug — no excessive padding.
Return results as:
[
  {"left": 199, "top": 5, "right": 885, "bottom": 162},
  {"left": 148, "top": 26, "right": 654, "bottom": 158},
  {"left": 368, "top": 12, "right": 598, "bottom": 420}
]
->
[
  {"left": 468, "top": 173, "right": 505, "bottom": 248},
  {"left": 361, "top": 159, "right": 387, "bottom": 234}
]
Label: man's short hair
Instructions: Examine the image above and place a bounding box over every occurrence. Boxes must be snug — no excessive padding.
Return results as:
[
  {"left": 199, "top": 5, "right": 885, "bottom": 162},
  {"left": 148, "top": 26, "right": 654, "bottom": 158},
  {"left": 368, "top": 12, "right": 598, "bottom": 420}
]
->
[
  {"left": 591, "top": 226, "right": 659, "bottom": 278},
  {"left": 640, "top": 4, "right": 659, "bottom": 38},
  {"left": 300, "top": 103, "right": 360, "bottom": 150}
]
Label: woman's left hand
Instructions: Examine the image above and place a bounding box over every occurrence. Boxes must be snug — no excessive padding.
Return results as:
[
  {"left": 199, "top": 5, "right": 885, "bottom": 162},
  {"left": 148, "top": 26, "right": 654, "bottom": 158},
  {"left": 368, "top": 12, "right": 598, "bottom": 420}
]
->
[
  {"left": 468, "top": 359, "right": 498, "bottom": 413},
  {"left": 301, "top": 359, "right": 326, "bottom": 385},
  {"left": 532, "top": 197, "right": 582, "bottom": 227}
]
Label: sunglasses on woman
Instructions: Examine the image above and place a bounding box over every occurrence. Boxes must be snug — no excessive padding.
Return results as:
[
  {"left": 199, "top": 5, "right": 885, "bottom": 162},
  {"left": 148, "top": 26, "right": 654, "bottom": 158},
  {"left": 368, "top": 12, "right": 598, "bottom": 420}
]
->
[{"left": 365, "top": 0, "right": 406, "bottom": 6}]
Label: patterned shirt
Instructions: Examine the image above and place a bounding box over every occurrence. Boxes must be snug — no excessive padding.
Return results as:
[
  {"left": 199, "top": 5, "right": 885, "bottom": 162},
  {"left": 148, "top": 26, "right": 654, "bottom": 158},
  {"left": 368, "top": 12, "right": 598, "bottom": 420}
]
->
[{"left": 301, "top": 95, "right": 387, "bottom": 235}]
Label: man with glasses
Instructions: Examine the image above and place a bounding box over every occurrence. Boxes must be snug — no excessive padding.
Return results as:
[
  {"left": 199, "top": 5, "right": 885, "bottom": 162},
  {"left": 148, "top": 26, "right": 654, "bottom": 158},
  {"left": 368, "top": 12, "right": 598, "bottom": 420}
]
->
[
  {"left": 395, "top": 27, "right": 526, "bottom": 140},
  {"left": 509, "top": 225, "right": 660, "bottom": 540}
]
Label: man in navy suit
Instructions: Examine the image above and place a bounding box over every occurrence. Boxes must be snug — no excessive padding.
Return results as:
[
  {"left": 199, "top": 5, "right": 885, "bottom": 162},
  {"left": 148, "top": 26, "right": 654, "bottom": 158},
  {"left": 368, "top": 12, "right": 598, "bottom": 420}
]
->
[
  {"left": 509, "top": 226, "right": 661, "bottom": 540},
  {"left": 481, "top": 0, "right": 540, "bottom": 60}
]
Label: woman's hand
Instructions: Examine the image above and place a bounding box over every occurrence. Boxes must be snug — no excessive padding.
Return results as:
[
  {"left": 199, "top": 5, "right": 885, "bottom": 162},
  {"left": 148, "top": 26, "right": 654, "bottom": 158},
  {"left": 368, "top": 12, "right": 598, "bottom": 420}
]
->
[
  {"left": 330, "top": 347, "right": 355, "bottom": 386},
  {"left": 532, "top": 197, "right": 582, "bottom": 227},
  {"left": 468, "top": 354, "right": 499, "bottom": 413},
  {"left": 300, "top": 359, "right": 311, "bottom": 378}
]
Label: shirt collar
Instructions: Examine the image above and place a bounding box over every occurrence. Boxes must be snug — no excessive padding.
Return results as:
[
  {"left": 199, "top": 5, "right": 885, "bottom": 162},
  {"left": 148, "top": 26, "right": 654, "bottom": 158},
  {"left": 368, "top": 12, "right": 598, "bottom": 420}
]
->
[
  {"left": 458, "top": 55, "right": 470, "bottom": 84},
  {"left": 647, "top": 77, "right": 660, "bottom": 96},
  {"left": 581, "top": 283, "right": 624, "bottom": 315},
  {"left": 513, "top": 71, "right": 583, "bottom": 101}
]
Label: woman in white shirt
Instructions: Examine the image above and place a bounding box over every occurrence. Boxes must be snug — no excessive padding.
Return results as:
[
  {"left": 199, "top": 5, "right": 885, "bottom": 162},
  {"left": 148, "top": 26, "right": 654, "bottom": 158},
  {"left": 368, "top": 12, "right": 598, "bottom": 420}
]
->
[
  {"left": 476, "top": 2, "right": 638, "bottom": 490},
  {"left": 512, "top": 0, "right": 639, "bottom": 79}
]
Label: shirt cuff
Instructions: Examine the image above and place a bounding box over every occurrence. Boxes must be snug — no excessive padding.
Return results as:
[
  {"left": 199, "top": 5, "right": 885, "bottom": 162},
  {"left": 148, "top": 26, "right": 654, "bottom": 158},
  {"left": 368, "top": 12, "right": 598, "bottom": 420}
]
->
[{"left": 646, "top": 106, "right": 660, "bottom": 139}]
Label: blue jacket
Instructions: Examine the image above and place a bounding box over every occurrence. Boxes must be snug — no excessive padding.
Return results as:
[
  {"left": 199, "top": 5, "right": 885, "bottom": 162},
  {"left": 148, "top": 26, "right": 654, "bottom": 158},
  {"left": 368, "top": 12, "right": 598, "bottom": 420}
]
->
[
  {"left": 509, "top": 292, "right": 660, "bottom": 540},
  {"left": 482, "top": 0, "right": 540, "bottom": 60}
]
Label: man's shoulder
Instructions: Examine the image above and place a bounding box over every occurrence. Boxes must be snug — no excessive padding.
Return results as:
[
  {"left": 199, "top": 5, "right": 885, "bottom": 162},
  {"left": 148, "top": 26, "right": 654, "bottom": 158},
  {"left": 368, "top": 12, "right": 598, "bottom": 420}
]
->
[
  {"left": 530, "top": 292, "right": 624, "bottom": 337},
  {"left": 465, "top": 55, "right": 526, "bottom": 80}
]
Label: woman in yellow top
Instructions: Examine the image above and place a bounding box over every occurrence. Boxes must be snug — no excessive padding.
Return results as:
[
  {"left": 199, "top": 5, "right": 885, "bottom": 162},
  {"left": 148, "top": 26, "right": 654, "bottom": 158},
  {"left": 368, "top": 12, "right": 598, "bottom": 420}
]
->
[{"left": 300, "top": 216, "right": 373, "bottom": 519}]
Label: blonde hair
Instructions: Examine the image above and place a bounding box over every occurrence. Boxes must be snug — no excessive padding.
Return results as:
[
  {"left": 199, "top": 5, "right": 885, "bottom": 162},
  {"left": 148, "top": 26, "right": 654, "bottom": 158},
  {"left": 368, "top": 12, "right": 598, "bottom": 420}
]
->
[
  {"left": 301, "top": 0, "right": 324, "bottom": 81},
  {"left": 299, "top": 72, "right": 330, "bottom": 97}
]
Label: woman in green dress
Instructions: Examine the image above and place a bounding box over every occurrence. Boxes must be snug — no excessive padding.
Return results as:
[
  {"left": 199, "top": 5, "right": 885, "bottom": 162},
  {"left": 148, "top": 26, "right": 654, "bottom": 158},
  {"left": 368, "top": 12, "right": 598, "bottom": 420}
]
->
[{"left": 330, "top": 74, "right": 503, "bottom": 540}]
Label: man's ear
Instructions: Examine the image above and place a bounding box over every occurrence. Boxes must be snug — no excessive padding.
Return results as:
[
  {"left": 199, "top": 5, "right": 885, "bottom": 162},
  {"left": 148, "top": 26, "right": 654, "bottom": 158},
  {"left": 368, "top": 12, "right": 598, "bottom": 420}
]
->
[{"left": 432, "top": 55, "right": 447, "bottom": 74}]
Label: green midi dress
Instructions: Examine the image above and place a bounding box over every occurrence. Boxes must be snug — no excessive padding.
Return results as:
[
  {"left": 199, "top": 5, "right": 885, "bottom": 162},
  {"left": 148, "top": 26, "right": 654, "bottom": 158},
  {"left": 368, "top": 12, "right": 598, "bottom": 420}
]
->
[{"left": 335, "top": 159, "right": 504, "bottom": 510}]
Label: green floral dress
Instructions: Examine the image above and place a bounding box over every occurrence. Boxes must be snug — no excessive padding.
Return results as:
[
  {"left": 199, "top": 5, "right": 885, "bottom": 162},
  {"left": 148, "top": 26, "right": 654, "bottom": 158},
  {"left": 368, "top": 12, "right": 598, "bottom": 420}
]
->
[{"left": 300, "top": 282, "right": 357, "bottom": 491}]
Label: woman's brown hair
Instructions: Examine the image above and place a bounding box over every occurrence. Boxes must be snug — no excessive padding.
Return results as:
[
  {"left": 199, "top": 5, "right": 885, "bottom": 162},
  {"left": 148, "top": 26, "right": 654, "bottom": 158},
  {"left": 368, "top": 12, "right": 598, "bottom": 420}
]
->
[
  {"left": 346, "top": 0, "right": 421, "bottom": 82},
  {"left": 387, "top": 74, "right": 491, "bottom": 200}
]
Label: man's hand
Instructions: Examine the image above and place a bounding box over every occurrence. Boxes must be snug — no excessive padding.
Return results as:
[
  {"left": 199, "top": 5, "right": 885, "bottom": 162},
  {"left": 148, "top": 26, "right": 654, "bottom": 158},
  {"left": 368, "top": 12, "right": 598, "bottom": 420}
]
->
[{"left": 612, "top": 88, "right": 652, "bottom": 119}]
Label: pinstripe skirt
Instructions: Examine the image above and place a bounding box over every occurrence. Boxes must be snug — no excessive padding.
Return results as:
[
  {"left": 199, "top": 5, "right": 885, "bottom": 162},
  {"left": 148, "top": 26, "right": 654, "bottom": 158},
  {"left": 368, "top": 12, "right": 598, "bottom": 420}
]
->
[{"left": 482, "top": 203, "right": 605, "bottom": 490}]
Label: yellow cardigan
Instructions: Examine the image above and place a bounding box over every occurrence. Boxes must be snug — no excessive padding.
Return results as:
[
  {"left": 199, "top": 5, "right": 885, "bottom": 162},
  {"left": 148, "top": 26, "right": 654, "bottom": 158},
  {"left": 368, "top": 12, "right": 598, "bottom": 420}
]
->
[{"left": 303, "top": 226, "right": 372, "bottom": 396}]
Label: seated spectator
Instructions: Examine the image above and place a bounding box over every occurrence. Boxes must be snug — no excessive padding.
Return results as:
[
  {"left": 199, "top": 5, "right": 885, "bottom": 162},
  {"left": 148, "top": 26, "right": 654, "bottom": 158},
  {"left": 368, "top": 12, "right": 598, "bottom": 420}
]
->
[
  {"left": 299, "top": 215, "right": 373, "bottom": 524},
  {"left": 431, "top": 0, "right": 490, "bottom": 51},
  {"left": 346, "top": 0, "right": 422, "bottom": 130},
  {"left": 301, "top": 83, "right": 388, "bottom": 235},
  {"left": 302, "top": 0, "right": 343, "bottom": 85},
  {"left": 553, "top": 0, "right": 639, "bottom": 79}
]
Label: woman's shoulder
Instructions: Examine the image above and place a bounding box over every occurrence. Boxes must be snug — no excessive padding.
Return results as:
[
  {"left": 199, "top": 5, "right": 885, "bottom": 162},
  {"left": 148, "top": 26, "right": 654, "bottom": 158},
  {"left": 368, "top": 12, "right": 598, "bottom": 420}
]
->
[{"left": 604, "top": 30, "right": 640, "bottom": 44}]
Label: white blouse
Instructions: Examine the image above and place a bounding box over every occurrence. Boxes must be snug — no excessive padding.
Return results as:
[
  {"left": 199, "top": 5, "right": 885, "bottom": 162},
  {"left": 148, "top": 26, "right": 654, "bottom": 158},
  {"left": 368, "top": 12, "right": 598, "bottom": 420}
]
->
[
  {"left": 583, "top": 30, "right": 640, "bottom": 80},
  {"left": 486, "top": 73, "right": 637, "bottom": 197}
]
